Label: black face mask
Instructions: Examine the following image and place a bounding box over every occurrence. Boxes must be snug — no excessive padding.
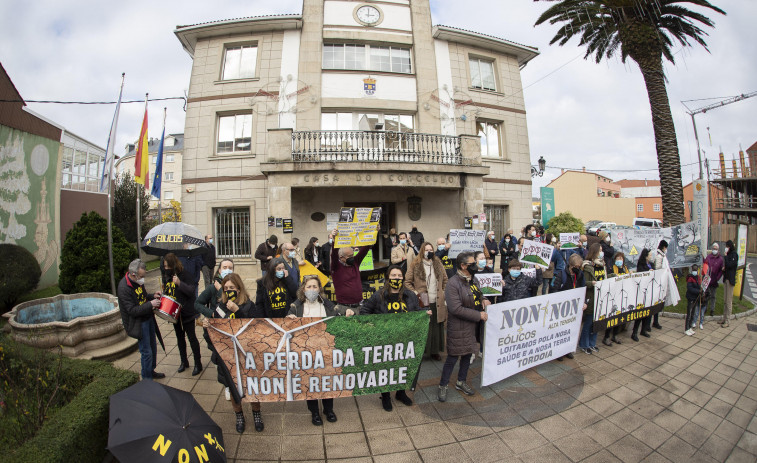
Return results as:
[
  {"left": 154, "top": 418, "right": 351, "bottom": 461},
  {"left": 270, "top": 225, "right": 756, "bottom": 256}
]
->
[
  {"left": 425, "top": 251, "right": 434, "bottom": 260},
  {"left": 163, "top": 270, "right": 174, "bottom": 280},
  {"left": 572, "top": 267, "right": 580, "bottom": 274},
  {"left": 225, "top": 290, "right": 237, "bottom": 301},
  {"left": 345, "top": 257, "right": 355, "bottom": 266},
  {"left": 466, "top": 264, "right": 478, "bottom": 275}
]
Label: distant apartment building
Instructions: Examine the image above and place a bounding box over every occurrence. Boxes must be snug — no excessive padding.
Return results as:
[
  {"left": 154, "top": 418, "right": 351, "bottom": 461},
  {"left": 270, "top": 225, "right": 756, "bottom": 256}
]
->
[
  {"left": 616, "top": 179, "right": 663, "bottom": 220},
  {"left": 547, "top": 169, "right": 635, "bottom": 225}
]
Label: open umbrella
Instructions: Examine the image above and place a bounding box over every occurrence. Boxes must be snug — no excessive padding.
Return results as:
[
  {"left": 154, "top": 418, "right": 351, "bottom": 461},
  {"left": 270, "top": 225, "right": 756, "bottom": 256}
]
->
[
  {"left": 142, "top": 222, "right": 208, "bottom": 257},
  {"left": 108, "top": 380, "right": 226, "bottom": 463}
]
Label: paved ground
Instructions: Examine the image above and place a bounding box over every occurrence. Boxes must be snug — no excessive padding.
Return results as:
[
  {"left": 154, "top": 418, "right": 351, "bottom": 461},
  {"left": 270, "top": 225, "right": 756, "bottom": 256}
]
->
[{"left": 112, "top": 274, "right": 757, "bottom": 462}]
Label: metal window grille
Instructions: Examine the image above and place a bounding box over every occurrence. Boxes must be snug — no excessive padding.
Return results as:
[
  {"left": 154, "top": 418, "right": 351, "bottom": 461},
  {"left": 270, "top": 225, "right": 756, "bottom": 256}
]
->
[
  {"left": 214, "top": 207, "right": 252, "bottom": 258},
  {"left": 484, "top": 205, "right": 509, "bottom": 240}
]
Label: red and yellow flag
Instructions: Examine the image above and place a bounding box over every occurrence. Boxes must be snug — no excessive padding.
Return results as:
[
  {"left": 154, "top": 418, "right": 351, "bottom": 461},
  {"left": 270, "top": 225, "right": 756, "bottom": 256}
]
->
[{"left": 134, "top": 101, "right": 149, "bottom": 187}]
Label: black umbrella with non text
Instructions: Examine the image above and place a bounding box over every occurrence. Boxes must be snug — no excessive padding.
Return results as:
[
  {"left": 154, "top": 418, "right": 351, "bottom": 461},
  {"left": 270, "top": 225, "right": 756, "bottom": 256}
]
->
[{"left": 142, "top": 222, "right": 209, "bottom": 257}]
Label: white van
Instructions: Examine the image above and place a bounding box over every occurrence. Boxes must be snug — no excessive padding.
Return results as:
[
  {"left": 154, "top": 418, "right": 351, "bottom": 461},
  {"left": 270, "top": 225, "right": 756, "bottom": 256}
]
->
[{"left": 633, "top": 218, "right": 662, "bottom": 229}]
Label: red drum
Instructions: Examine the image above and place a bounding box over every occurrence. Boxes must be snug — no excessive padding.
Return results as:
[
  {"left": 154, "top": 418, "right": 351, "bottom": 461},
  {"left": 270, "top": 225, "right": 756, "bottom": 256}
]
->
[{"left": 155, "top": 296, "right": 182, "bottom": 323}]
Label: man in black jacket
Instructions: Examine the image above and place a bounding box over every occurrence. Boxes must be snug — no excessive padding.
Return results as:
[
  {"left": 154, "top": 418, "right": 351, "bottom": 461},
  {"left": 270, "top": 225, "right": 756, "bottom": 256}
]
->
[
  {"left": 201, "top": 234, "right": 216, "bottom": 287},
  {"left": 117, "top": 259, "right": 164, "bottom": 380},
  {"left": 254, "top": 235, "right": 278, "bottom": 276},
  {"left": 320, "top": 230, "right": 336, "bottom": 276}
]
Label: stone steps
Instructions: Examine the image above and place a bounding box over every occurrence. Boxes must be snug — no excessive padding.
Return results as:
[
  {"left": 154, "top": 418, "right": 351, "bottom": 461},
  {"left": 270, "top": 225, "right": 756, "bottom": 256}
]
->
[{"left": 75, "top": 336, "right": 138, "bottom": 362}]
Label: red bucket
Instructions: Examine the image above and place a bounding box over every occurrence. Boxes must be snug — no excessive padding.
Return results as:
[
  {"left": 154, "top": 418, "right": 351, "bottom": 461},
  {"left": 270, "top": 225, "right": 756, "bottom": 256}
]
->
[{"left": 155, "top": 296, "right": 182, "bottom": 324}]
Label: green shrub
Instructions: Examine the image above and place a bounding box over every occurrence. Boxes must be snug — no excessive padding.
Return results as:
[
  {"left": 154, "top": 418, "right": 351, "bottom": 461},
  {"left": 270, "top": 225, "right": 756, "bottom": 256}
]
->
[
  {"left": 59, "top": 212, "right": 137, "bottom": 294},
  {"left": 0, "top": 244, "right": 42, "bottom": 312},
  {"left": 546, "top": 212, "right": 585, "bottom": 238},
  {"left": 1, "top": 336, "right": 139, "bottom": 463}
]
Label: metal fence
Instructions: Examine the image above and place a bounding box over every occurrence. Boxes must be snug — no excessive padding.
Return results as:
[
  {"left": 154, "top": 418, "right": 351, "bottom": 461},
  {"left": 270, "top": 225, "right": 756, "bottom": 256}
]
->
[
  {"left": 291, "top": 130, "right": 462, "bottom": 165},
  {"left": 214, "top": 207, "right": 252, "bottom": 258}
]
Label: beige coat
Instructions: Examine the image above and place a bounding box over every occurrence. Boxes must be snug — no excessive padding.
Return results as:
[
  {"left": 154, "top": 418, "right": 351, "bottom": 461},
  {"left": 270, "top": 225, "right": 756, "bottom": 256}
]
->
[
  {"left": 404, "top": 256, "right": 448, "bottom": 323},
  {"left": 391, "top": 244, "right": 416, "bottom": 265}
]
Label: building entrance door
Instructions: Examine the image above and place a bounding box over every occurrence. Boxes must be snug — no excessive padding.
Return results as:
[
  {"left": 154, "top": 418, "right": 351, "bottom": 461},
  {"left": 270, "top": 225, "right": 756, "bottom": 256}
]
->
[{"left": 344, "top": 202, "right": 396, "bottom": 262}]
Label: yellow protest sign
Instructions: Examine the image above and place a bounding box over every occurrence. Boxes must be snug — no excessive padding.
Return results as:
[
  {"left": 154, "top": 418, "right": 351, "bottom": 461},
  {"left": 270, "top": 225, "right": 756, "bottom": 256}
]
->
[
  {"left": 299, "top": 261, "right": 330, "bottom": 288},
  {"left": 335, "top": 207, "right": 381, "bottom": 248}
]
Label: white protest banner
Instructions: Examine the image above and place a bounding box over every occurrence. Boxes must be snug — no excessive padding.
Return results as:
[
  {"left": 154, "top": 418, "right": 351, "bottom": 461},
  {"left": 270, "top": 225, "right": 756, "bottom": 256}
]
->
[
  {"left": 475, "top": 273, "right": 502, "bottom": 296},
  {"left": 482, "top": 288, "right": 586, "bottom": 387},
  {"left": 592, "top": 269, "right": 679, "bottom": 332},
  {"left": 559, "top": 233, "right": 580, "bottom": 249},
  {"left": 335, "top": 207, "right": 381, "bottom": 248},
  {"left": 518, "top": 239, "right": 554, "bottom": 269},
  {"left": 701, "top": 274, "right": 711, "bottom": 293},
  {"left": 609, "top": 222, "right": 702, "bottom": 269},
  {"left": 448, "top": 229, "right": 486, "bottom": 259},
  {"left": 326, "top": 213, "right": 339, "bottom": 231},
  {"left": 521, "top": 268, "right": 537, "bottom": 278}
]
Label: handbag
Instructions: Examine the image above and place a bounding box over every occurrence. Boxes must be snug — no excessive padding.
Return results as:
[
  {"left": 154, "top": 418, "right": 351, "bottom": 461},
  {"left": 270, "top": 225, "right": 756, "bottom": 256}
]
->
[{"left": 419, "top": 292, "right": 430, "bottom": 308}]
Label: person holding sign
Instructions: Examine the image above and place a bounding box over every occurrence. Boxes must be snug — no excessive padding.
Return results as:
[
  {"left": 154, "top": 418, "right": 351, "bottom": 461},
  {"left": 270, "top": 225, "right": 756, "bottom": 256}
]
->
[
  {"left": 438, "top": 252, "right": 489, "bottom": 402},
  {"left": 499, "top": 233, "right": 517, "bottom": 275},
  {"left": 632, "top": 248, "right": 654, "bottom": 342},
  {"left": 330, "top": 228, "right": 371, "bottom": 311},
  {"left": 201, "top": 273, "right": 261, "bottom": 433},
  {"left": 580, "top": 244, "right": 605, "bottom": 354},
  {"left": 287, "top": 275, "right": 352, "bottom": 426},
  {"left": 720, "top": 240, "right": 738, "bottom": 328},
  {"left": 501, "top": 260, "right": 540, "bottom": 302},
  {"left": 602, "top": 252, "right": 630, "bottom": 346},
  {"left": 405, "top": 242, "right": 448, "bottom": 361},
  {"left": 162, "top": 253, "right": 203, "bottom": 376},
  {"left": 361, "top": 265, "right": 423, "bottom": 411},
  {"left": 255, "top": 257, "right": 298, "bottom": 318}
]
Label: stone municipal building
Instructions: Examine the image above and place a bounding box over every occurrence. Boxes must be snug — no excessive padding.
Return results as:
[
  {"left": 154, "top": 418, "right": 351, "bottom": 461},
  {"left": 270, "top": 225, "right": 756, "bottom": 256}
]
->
[{"left": 175, "top": 0, "right": 538, "bottom": 275}]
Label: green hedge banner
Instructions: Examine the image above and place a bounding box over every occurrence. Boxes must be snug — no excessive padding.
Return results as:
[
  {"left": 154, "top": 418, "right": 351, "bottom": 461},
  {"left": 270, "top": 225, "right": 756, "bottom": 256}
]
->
[{"left": 207, "top": 312, "right": 429, "bottom": 402}]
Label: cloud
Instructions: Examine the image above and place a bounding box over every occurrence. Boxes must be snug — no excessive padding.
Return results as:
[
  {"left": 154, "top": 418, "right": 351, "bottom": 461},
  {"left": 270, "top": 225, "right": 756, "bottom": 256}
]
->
[{"left": 1, "top": 0, "right": 753, "bottom": 197}]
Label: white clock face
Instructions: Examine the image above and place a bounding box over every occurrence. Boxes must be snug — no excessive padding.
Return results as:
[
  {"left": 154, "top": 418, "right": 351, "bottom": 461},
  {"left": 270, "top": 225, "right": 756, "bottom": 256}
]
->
[{"left": 356, "top": 5, "right": 380, "bottom": 25}]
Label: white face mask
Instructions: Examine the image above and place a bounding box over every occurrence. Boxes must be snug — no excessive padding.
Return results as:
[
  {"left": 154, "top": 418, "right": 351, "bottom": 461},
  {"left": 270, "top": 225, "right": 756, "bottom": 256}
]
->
[
  {"left": 531, "top": 231, "right": 536, "bottom": 237},
  {"left": 712, "top": 249, "right": 718, "bottom": 255},
  {"left": 133, "top": 275, "right": 145, "bottom": 286},
  {"left": 599, "top": 251, "right": 604, "bottom": 259},
  {"left": 605, "top": 237, "right": 611, "bottom": 243},
  {"left": 208, "top": 239, "right": 213, "bottom": 244},
  {"left": 305, "top": 289, "right": 320, "bottom": 302},
  {"left": 581, "top": 241, "right": 587, "bottom": 247}
]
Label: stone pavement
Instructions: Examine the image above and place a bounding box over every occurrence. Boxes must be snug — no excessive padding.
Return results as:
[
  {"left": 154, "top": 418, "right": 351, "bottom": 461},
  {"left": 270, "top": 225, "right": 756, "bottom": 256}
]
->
[{"left": 111, "top": 304, "right": 757, "bottom": 463}]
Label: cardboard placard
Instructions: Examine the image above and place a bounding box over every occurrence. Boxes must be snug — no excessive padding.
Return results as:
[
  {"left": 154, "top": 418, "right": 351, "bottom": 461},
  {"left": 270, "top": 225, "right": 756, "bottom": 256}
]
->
[
  {"left": 518, "top": 239, "right": 554, "bottom": 269},
  {"left": 335, "top": 207, "right": 381, "bottom": 248},
  {"left": 448, "top": 229, "right": 486, "bottom": 259}
]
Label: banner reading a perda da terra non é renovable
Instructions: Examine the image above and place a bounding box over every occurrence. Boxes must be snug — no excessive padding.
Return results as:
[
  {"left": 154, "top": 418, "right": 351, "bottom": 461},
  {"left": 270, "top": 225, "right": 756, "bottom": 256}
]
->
[
  {"left": 206, "top": 312, "right": 428, "bottom": 402},
  {"left": 592, "top": 268, "right": 679, "bottom": 332},
  {"left": 482, "top": 288, "right": 586, "bottom": 387}
]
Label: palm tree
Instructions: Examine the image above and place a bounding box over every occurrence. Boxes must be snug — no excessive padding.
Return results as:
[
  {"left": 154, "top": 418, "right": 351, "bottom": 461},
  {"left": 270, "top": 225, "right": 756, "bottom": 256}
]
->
[{"left": 535, "top": 0, "right": 725, "bottom": 226}]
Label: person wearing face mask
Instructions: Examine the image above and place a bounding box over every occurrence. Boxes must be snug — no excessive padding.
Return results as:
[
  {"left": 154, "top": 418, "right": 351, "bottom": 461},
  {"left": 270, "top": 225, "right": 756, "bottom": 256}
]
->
[
  {"left": 651, "top": 240, "right": 669, "bottom": 330},
  {"left": 684, "top": 264, "right": 703, "bottom": 336},
  {"left": 162, "top": 253, "right": 202, "bottom": 376},
  {"left": 553, "top": 253, "right": 586, "bottom": 360},
  {"left": 598, "top": 231, "right": 615, "bottom": 270},
  {"left": 485, "top": 231, "right": 498, "bottom": 267},
  {"left": 499, "top": 233, "right": 517, "bottom": 275},
  {"left": 409, "top": 224, "right": 424, "bottom": 251},
  {"left": 255, "top": 257, "right": 298, "bottom": 318},
  {"left": 291, "top": 237, "right": 304, "bottom": 262},
  {"left": 602, "top": 252, "right": 629, "bottom": 346},
  {"left": 330, "top": 229, "right": 371, "bottom": 311},
  {"left": 405, "top": 242, "right": 448, "bottom": 361},
  {"left": 435, "top": 237, "right": 456, "bottom": 278},
  {"left": 703, "top": 243, "right": 724, "bottom": 318},
  {"left": 286, "top": 275, "right": 352, "bottom": 425},
  {"left": 255, "top": 235, "right": 279, "bottom": 276},
  {"left": 361, "top": 265, "right": 424, "bottom": 410},
  {"left": 304, "top": 237, "right": 322, "bottom": 270},
  {"left": 281, "top": 242, "right": 305, "bottom": 287},
  {"left": 383, "top": 227, "right": 399, "bottom": 259},
  {"left": 540, "top": 234, "right": 558, "bottom": 295},
  {"left": 117, "top": 259, "right": 164, "bottom": 381},
  {"left": 391, "top": 232, "right": 417, "bottom": 273},
  {"left": 720, "top": 240, "right": 738, "bottom": 328},
  {"left": 523, "top": 224, "right": 537, "bottom": 241},
  {"left": 320, "top": 231, "right": 336, "bottom": 277},
  {"left": 201, "top": 234, "right": 217, "bottom": 288},
  {"left": 201, "top": 273, "right": 262, "bottom": 433},
  {"left": 501, "top": 260, "right": 540, "bottom": 302},
  {"left": 580, "top": 243, "right": 605, "bottom": 354},
  {"left": 437, "top": 252, "right": 489, "bottom": 402},
  {"left": 631, "top": 248, "right": 655, "bottom": 341}
]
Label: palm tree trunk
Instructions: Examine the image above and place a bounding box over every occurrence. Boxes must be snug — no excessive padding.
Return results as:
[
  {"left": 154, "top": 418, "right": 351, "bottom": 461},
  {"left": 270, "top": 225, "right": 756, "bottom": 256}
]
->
[{"left": 636, "top": 59, "right": 685, "bottom": 227}]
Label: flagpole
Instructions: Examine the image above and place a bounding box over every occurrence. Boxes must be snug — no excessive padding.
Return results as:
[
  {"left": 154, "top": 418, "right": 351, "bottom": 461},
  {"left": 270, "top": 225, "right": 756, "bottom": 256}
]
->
[
  {"left": 136, "top": 93, "right": 148, "bottom": 258},
  {"left": 158, "top": 107, "right": 166, "bottom": 224},
  {"left": 105, "top": 73, "right": 125, "bottom": 296}
]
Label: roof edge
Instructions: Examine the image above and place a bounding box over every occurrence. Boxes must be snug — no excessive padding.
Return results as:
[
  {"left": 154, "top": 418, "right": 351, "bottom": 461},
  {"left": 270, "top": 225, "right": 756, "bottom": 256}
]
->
[
  {"left": 175, "top": 15, "right": 302, "bottom": 56},
  {"left": 432, "top": 25, "right": 539, "bottom": 66}
]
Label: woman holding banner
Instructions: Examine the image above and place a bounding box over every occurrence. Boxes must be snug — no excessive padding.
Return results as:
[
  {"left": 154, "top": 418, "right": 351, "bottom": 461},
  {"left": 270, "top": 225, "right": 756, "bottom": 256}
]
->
[
  {"left": 720, "top": 240, "right": 738, "bottom": 328},
  {"left": 201, "top": 273, "right": 262, "bottom": 433},
  {"left": 405, "top": 242, "right": 448, "bottom": 361},
  {"left": 255, "top": 258, "right": 299, "bottom": 318},
  {"left": 287, "top": 275, "right": 352, "bottom": 425},
  {"left": 362, "top": 265, "right": 423, "bottom": 411},
  {"left": 632, "top": 249, "right": 654, "bottom": 342},
  {"left": 602, "top": 252, "right": 629, "bottom": 346},
  {"left": 580, "top": 244, "right": 605, "bottom": 354},
  {"left": 651, "top": 240, "right": 669, "bottom": 330}
]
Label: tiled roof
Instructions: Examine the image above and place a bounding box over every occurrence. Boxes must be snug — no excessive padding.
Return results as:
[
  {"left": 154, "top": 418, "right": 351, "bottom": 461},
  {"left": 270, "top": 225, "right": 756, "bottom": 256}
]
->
[
  {"left": 616, "top": 179, "right": 661, "bottom": 188},
  {"left": 176, "top": 14, "right": 300, "bottom": 30},
  {"left": 747, "top": 141, "right": 757, "bottom": 153}
]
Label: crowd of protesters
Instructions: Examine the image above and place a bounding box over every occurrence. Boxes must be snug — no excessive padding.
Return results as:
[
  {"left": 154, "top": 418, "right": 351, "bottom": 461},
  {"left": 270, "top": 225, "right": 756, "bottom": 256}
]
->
[{"left": 118, "top": 221, "right": 738, "bottom": 435}]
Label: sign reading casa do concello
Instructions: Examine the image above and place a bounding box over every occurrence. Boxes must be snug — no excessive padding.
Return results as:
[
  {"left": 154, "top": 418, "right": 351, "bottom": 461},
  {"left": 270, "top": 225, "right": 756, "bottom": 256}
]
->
[{"left": 206, "top": 312, "right": 429, "bottom": 402}]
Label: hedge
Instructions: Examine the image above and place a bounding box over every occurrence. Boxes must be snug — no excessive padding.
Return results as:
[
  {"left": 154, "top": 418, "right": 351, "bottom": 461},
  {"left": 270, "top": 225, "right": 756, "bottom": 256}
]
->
[{"left": 3, "top": 337, "right": 139, "bottom": 463}]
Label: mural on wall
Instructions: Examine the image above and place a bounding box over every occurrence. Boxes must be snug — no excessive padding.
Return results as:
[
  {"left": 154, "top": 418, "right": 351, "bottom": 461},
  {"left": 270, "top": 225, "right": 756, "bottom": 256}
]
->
[{"left": 0, "top": 126, "right": 60, "bottom": 286}]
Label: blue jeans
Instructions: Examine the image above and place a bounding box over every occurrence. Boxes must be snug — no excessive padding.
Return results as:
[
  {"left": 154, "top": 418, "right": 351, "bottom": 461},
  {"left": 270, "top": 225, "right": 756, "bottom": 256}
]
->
[
  {"left": 138, "top": 319, "right": 157, "bottom": 379},
  {"left": 579, "top": 318, "right": 597, "bottom": 349},
  {"left": 692, "top": 302, "right": 706, "bottom": 326}
]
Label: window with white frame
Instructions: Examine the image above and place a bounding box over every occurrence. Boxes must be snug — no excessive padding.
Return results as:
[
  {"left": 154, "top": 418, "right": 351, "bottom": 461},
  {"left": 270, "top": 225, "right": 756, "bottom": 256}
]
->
[
  {"left": 653, "top": 204, "right": 661, "bottom": 212},
  {"left": 151, "top": 156, "right": 157, "bottom": 164},
  {"left": 469, "top": 57, "right": 496, "bottom": 91},
  {"left": 217, "top": 114, "right": 253, "bottom": 154},
  {"left": 321, "top": 112, "right": 415, "bottom": 150},
  {"left": 165, "top": 154, "right": 175, "bottom": 162},
  {"left": 215, "top": 207, "right": 252, "bottom": 258},
  {"left": 222, "top": 45, "right": 258, "bottom": 80},
  {"left": 323, "top": 44, "right": 412, "bottom": 73},
  {"left": 637, "top": 204, "right": 644, "bottom": 212},
  {"left": 164, "top": 172, "right": 174, "bottom": 181},
  {"left": 164, "top": 190, "right": 174, "bottom": 200},
  {"left": 61, "top": 145, "right": 105, "bottom": 192},
  {"left": 476, "top": 120, "right": 502, "bottom": 158}
]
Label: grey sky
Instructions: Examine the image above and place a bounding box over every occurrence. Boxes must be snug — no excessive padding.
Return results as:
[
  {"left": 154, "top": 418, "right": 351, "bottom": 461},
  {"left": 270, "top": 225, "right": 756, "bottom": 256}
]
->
[{"left": 1, "top": 0, "right": 754, "bottom": 195}]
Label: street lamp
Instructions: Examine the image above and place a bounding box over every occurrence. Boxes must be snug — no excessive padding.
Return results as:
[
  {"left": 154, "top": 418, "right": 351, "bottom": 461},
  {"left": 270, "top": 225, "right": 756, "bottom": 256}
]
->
[{"left": 531, "top": 156, "right": 546, "bottom": 177}]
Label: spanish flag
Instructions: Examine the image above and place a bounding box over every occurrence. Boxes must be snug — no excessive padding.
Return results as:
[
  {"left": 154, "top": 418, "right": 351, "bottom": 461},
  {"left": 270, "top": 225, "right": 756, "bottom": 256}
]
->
[{"left": 134, "top": 96, "right": 149, "bottom": 187}]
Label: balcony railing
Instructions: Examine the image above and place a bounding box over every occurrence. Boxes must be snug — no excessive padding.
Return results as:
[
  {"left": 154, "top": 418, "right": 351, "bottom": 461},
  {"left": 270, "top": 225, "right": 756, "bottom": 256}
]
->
[
  {"left": 291, "top": 130, "right": 462, "bottom": 165},
  {"left": 714, "top": 197, "right": 757, "bottom": 210},
  {"left": 712, "top": 166, "right": 755, "bottom": 180}
]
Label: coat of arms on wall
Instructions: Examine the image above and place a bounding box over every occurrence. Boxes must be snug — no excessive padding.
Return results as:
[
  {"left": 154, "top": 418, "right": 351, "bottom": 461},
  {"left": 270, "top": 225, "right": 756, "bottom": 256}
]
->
[{"left": 407, "top": 195, "right": 422, "bottom": 221}]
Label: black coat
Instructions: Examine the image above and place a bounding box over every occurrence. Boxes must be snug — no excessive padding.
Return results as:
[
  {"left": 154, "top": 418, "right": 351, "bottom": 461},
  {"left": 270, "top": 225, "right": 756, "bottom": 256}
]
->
[
  {"left": 435, "top": 248, "right": 457, "bottom": 279},
  {"left": 320, "top": 242, "right": 333, "bottom": 276},
  {"left": 254, "top": 241, "right": 277, "bottom": 267},
  {"left": 499, "top": 238, "right": 517, "bottom": 270},
  {"left": 485, "top": 238, "right": 498, "bottom": 259},
  {"left": 203, "top": 299, "right": 255, "bottom": 400},
  {"left": 600, "top": 242, "right": 615, "bottom": 270},
  {"left": 556, "top": 267, "right": 586, "bottom": 292},
  {"left": 724, "top": 250, "right": 738, "bottom": 285},
  {"left": 361, "top": 288, "right": 420, "bottom": 314},
  {"left": 409, "top": 229, "right": 424, "bottom": 250},
  {"left": 255, "top": 277, "right": 298, "bottom": 318},
  {"left": 162, "top": 269, "right": 198, "bottom": 321},
  {"left": 686, "top": 274, "right": 703, "bottom": 301},
  {"left": 502, "top": 273, "right": 539, "bottom": 302},
  {"left": 117, "top": 274, "right": 156, "bottom": 339},
  {"left": 202, "top": 244, "right": 216, "bottom": 268}
]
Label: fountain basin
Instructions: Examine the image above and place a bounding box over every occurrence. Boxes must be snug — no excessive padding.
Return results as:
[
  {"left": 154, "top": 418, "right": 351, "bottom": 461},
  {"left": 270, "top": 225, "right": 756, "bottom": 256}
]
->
[{"left": 3, "top": 292, "right": 137, "bottom": 360}]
